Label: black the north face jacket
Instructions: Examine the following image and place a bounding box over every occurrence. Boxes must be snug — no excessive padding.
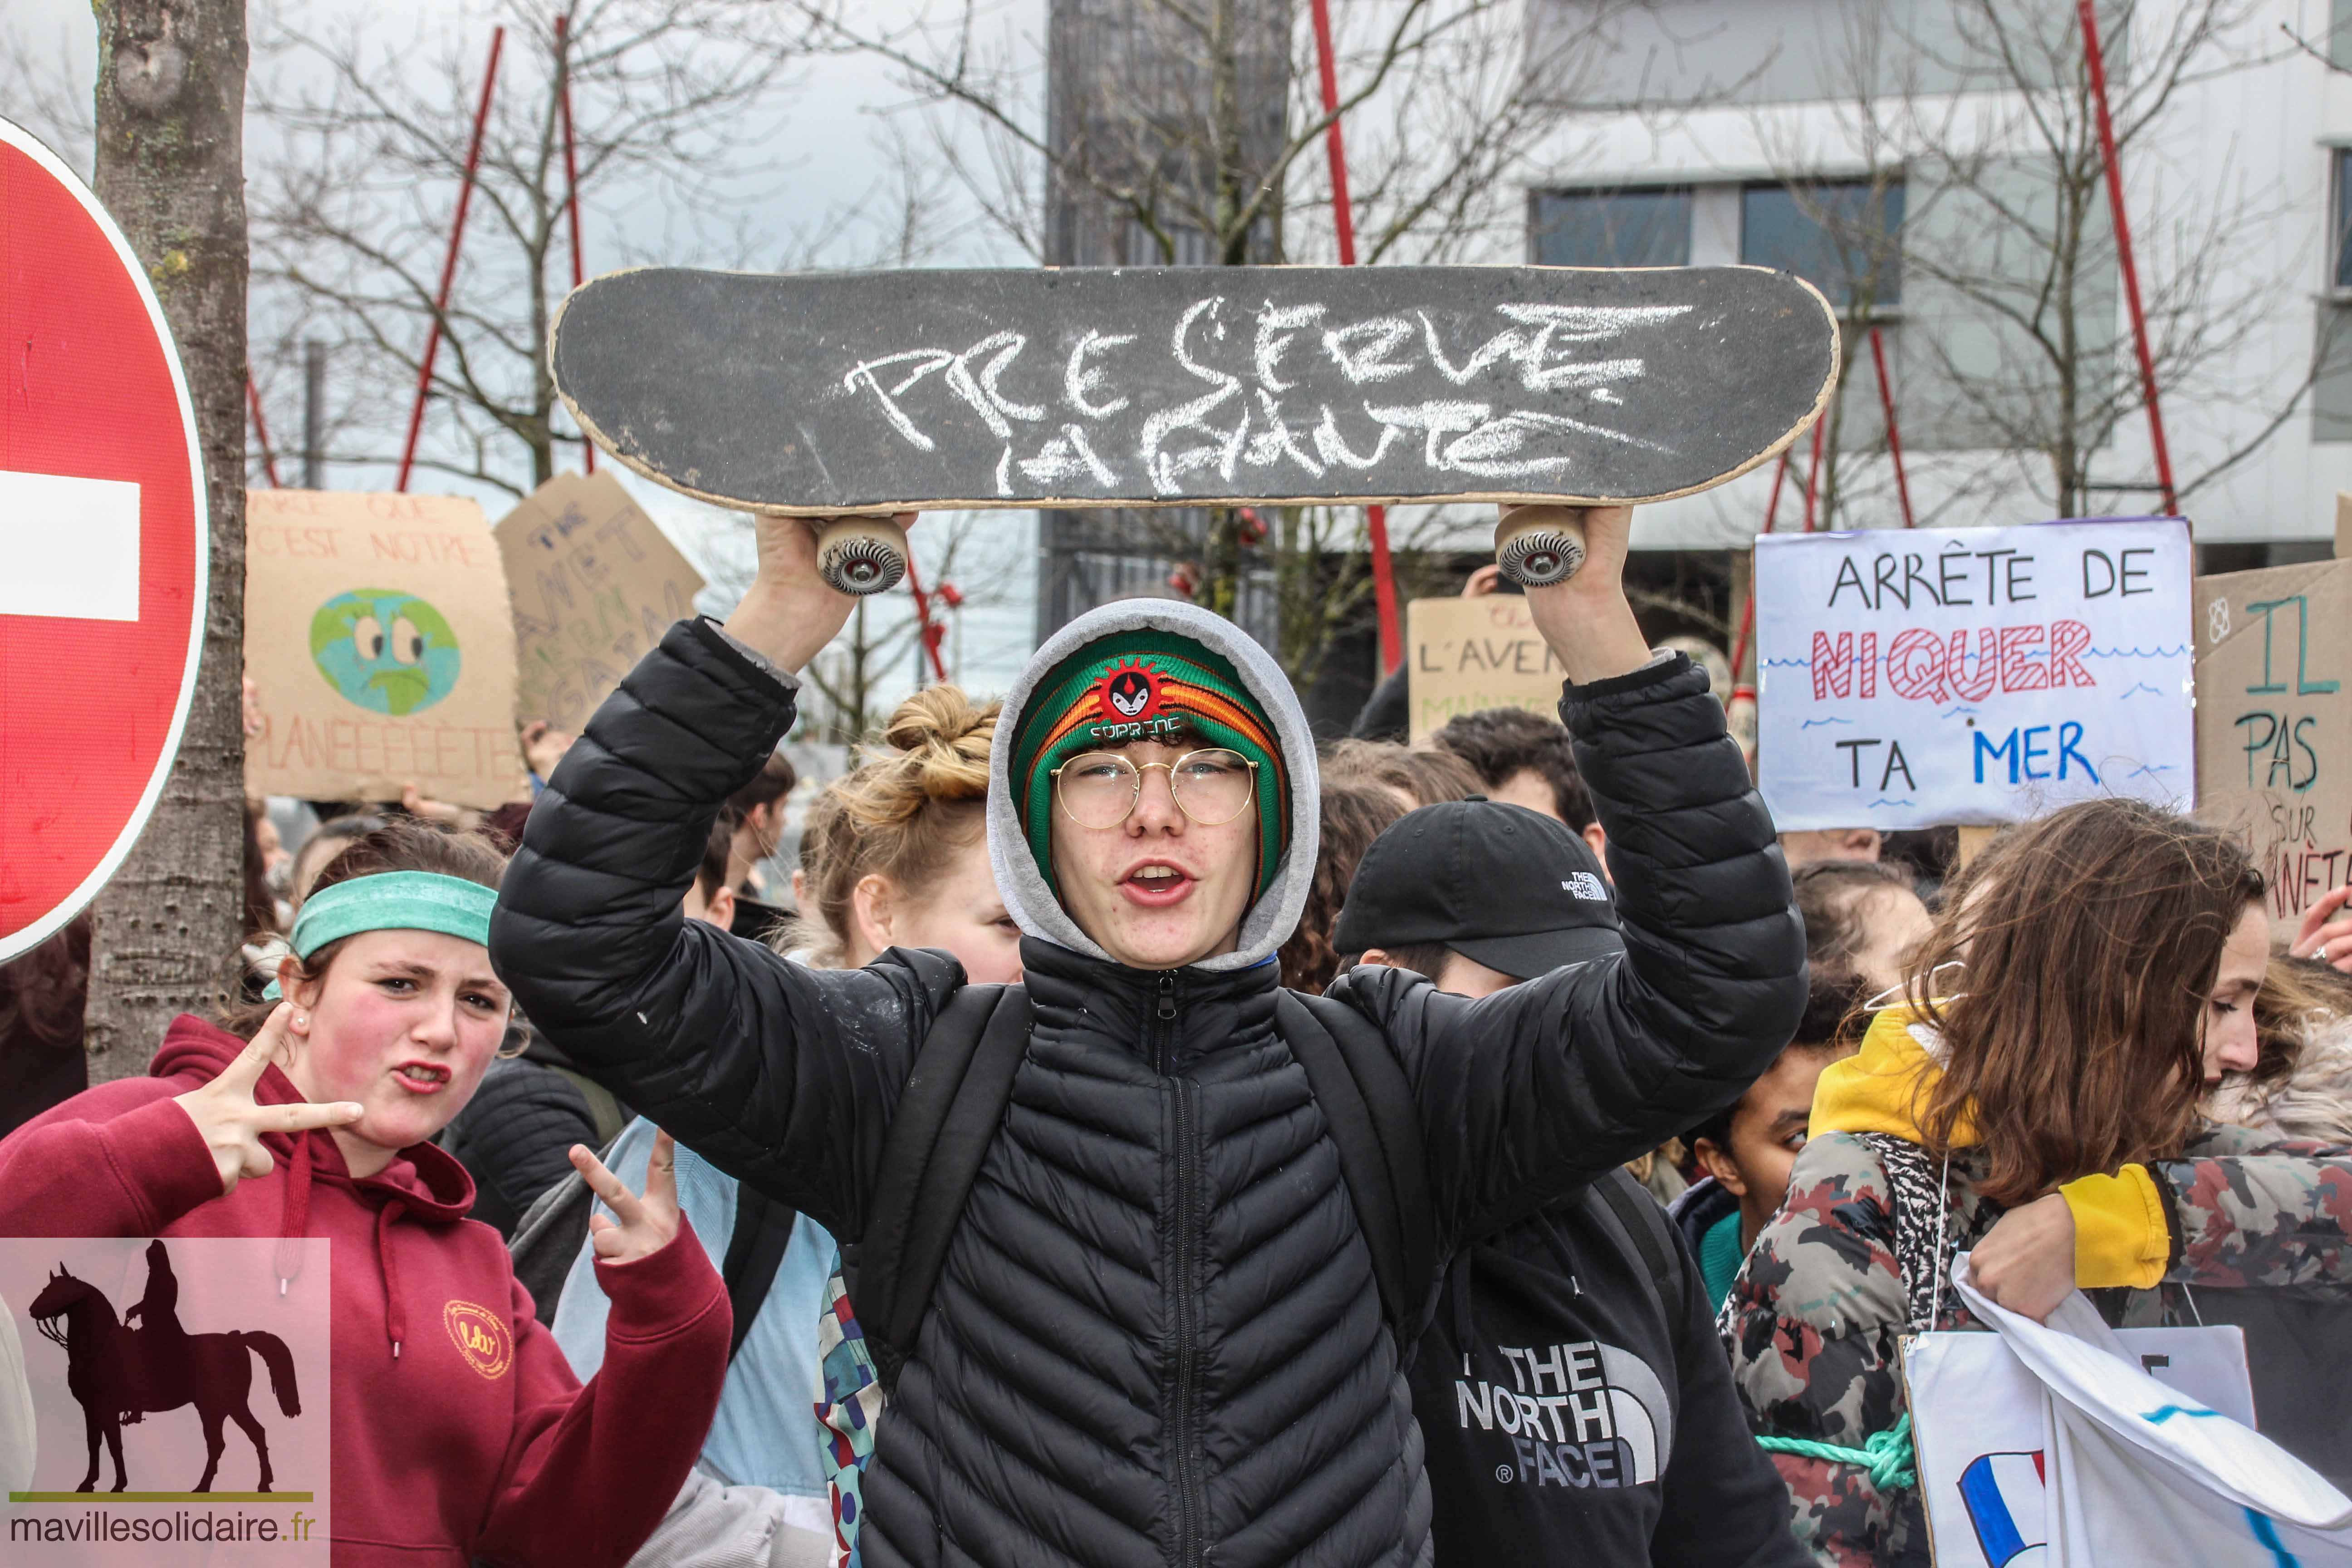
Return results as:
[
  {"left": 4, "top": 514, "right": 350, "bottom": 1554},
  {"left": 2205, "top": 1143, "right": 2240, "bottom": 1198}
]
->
[
  {"left": 1412, "top": 1171, "right": 1807, "bottom": 1568},
  {"left": 488, "top": 617, "right": 1805, "bottom": 1568}
]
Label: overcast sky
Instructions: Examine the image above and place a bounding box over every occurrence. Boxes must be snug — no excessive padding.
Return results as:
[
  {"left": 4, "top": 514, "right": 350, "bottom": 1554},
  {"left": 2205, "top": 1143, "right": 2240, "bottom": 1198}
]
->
[{"left": 7, "top": 0, "right": 1049, "bottom": 711}]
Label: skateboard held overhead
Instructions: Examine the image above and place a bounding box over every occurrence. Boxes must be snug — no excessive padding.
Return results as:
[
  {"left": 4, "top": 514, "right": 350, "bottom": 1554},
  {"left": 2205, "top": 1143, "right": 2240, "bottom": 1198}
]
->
[{"left": 551, "top": 265, "right": 1839, "bottom": 594}]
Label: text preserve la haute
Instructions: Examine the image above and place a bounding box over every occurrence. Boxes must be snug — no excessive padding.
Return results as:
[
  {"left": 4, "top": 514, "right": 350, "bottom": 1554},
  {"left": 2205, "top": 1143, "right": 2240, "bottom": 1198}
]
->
[{"left": 837, "top": 296, "right": 1695, "bottom": 498}]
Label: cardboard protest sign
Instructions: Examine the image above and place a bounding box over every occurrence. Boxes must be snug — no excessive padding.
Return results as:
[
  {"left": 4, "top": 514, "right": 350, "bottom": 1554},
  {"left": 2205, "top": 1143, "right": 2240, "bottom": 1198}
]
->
[
  {"left": 1406, "top": 595, "right": 1565, "bottom": 742},
  {"left": 493, "top": 472, "right": 706, "bottom": 732},
  {"left": 245, "top": 490, "right": 525, "bottom": 808},
  {"left": 2194, "top": 500, "right": 2352, "bottom": 936},
  {"left": 1755, "top": 519, "right": 2194, "bottom": 831}
]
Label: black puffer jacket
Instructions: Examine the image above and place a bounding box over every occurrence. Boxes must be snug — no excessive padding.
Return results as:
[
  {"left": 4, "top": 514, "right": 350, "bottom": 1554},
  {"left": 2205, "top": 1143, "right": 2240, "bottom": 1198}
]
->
[{"left": 489, "top": 618, "right": 1804, "bottom": 1568}]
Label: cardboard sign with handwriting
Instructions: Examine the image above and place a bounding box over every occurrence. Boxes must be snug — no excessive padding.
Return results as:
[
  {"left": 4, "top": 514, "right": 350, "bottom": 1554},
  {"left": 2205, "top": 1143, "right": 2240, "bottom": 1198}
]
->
[
  {"left": 245, "top": 490, "right": 524, "bottom": 808},
  {"left": 1757, "top": 519, "right": 2195, "bottom": 831},
  {"left": 1406, "top": 596, "right": 1566, "bottom": 741},
  {"left": 2194, "top": 498, "right": 2352, "bottom": 938},
  {"left": 494, "top": 472, "right": 706, "bottom": 732}
]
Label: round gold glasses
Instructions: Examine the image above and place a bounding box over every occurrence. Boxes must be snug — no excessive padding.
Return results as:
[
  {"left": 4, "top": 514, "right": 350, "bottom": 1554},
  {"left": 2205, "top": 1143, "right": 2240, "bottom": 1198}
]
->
[{"left": 1051, "top": 748, "right": 1258, "bottom": 829}]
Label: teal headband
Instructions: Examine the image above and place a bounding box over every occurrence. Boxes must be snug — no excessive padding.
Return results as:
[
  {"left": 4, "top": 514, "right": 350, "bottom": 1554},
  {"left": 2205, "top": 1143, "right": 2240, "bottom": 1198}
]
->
[
  {"left": 292, "top": 871, "right": 496, "bottom": 957},
  {"left": 264, "top": 872, "right": 497, "bottom": 1000}
]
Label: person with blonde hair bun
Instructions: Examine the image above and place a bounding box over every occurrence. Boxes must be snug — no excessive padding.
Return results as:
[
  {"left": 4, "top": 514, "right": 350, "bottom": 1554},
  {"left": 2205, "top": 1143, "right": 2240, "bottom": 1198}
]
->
[{"left": 787, "top": 686, "right": 1021, "bottom": 982}]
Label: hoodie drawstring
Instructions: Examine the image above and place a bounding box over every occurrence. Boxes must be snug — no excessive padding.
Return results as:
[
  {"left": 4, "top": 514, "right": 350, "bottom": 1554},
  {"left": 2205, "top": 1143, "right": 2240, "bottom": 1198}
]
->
[
  {"left": 1446, "top": 1249, "right": 1476, "bottom": 1375},
  {"left": 1534, "top": 1212, "right": 1585, "bottom": 1298},
  {"left": 274, "top": 1134, "right": 314, "bottom": 1296},
  {"left": 269, "top": 1124, "right": 411, "bottom": 1360},
  {"left": 377, "top": 1200, "right": 408, "bottom": 1358}
]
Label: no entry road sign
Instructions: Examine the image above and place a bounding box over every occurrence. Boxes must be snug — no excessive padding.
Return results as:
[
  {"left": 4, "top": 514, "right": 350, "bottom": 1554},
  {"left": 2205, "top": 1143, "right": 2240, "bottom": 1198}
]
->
[{"left": 0, "top": 118, "right": 208, "bottom": 962}]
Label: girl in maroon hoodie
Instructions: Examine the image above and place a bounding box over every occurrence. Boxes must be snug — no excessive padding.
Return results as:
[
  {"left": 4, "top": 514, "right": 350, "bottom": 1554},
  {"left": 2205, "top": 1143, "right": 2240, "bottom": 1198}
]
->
[{"left": 0, "top": 823, "right": 731, "bottom": 1567}]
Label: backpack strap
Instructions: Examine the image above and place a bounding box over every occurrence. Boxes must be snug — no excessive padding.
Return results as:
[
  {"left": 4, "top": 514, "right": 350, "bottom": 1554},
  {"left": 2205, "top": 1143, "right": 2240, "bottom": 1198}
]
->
[
  {"left": 720, "top": 1184, "right": 799, "bottom": 1363},
  {"left": 507, "top": 1124, "right": 627, "bottom": 1328},
  {"left": 1590, "top": 1167, "right": 1684, "bottom": 1319},
  {"left": 545, "top": 1063, "right": 630, "bottom": 1150},
  {"left": 1275, "top": 991, "right": 1437, "bottom": 1345},
  {"left": 843, "top": 983, "right": 1032, "bottom": 1392}
]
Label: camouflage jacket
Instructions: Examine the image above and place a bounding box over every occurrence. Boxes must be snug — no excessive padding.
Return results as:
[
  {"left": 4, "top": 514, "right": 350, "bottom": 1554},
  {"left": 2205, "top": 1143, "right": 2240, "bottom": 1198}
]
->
[{"left": 1720, "top": 1122, "right": 2352, "bottom": 1568}]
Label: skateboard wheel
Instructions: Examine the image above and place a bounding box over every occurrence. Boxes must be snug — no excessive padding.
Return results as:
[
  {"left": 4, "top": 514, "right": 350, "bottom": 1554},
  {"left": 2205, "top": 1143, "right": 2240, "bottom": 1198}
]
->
[
  {"left": 813, "top": 518, "right": 908, "bottom": 596},
  {"left": 1495, "top": 510, "right": 1588, "bottom": 588}
]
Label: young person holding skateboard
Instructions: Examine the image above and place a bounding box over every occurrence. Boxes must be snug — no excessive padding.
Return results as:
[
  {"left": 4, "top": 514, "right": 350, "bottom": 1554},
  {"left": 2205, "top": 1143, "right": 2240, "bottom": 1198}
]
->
[{"left": 489, "top": 502, "right": 1808, "bottom": 1568}]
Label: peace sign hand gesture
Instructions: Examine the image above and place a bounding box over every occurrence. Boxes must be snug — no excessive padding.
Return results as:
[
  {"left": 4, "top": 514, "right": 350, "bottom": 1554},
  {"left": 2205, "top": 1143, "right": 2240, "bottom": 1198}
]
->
[
  {"left": 173, "top": 1004, "right": 365, "bottom": 1196},
  {"left": 571, "top": 1130, "right": 686, "bottom": 1266}
]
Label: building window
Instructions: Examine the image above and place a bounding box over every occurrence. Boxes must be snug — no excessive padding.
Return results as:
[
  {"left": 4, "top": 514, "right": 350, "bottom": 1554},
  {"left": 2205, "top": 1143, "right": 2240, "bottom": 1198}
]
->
[
  {"left": 1740, "top": 180, "right": 1905, "bottom": 311},
  {"left": 1127, "top": 220, "right": 1215, "bottom": 266},
  {"left": 1122, "top": 218, "right": 1277, "bottom": 267},
  {"left": 1531, "top": 186, "right": 1693, "bottom": 268},
  {"left": 2333, "top": 149, "right": 2352, "bottom": 290}
]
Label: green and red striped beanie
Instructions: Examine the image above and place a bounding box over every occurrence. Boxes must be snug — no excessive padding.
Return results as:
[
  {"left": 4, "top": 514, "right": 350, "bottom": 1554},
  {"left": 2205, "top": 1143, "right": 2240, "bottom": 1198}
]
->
[{"left": 1009, "top": 628, "right": 1290, "bottom": 901}]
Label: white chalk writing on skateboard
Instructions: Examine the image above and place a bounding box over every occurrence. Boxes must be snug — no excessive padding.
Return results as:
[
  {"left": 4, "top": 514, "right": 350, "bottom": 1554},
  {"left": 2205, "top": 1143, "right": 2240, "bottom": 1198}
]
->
[{"left": 838, "top": 296, "right": 1690, "bottom": 499}]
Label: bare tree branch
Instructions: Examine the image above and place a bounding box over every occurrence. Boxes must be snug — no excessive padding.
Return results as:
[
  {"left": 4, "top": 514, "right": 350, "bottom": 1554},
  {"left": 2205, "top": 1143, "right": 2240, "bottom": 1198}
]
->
[{"left": 248, "top": 0, "right": 832, "bottom": 494}]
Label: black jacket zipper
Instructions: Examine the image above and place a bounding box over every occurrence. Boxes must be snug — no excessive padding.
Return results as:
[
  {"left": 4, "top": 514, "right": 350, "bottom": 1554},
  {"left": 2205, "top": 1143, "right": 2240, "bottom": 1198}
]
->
[{"left": 1154, "top": 970, "right": 1205, "bottom": 1568}]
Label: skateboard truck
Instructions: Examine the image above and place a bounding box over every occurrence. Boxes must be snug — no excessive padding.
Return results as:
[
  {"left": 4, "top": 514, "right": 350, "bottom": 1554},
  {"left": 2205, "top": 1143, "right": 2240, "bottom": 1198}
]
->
[
  {"left": 812, "top": 516, "right": 910, "bottom": 596},
  {"left": 815, "top": 508, "right": 1587, "bottom": 597},
  {"left": 1494, "top": 506, "right": 1589, "bottom": 588}
]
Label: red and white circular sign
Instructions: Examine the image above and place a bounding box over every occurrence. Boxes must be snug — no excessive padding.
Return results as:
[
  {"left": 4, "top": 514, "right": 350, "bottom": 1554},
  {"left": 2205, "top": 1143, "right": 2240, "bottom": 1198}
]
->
[{"left": 0, "top": 118, "right": 208, "bottom": 962}]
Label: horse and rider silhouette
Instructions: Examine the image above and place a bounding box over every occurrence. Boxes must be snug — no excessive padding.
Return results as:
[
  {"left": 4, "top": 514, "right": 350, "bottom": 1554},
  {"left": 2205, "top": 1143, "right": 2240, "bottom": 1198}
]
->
[{"left": 27, "top": 1241, "right": 301, "bottom": 1494}]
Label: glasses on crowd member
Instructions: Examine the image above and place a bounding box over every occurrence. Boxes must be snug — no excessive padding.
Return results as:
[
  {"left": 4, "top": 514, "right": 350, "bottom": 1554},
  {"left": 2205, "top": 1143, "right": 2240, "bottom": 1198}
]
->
[{"left": 1052, "top": 748, "right": 1259, "bottom": 829}]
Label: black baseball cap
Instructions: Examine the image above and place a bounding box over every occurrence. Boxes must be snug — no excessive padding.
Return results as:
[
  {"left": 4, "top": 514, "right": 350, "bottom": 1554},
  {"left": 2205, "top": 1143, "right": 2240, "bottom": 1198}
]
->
[{"left": 1332, "top": 797, "right": 1622, "bottom": 980}]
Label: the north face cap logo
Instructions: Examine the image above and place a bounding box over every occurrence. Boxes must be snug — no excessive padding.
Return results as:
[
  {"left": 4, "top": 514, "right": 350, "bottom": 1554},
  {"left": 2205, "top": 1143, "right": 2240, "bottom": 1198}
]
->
[
  {"left": 1562, "top": 873, "right": 1607, "bottom": 902},
  {"left": 444, "top": 1299, "right": 513, "bottom": 1379}
]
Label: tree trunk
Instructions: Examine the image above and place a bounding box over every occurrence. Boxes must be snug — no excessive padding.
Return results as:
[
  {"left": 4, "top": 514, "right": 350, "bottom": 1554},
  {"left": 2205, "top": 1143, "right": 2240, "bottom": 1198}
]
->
[{"left": 84, "top": 0, "right": 250, "bottom": 1082}]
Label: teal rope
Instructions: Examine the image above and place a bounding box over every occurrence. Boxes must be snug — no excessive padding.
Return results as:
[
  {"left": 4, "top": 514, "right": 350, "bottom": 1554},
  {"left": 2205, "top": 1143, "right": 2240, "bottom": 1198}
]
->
[{"left": 1756, "top": 1415, "right": 1917, "bottom": 1492}]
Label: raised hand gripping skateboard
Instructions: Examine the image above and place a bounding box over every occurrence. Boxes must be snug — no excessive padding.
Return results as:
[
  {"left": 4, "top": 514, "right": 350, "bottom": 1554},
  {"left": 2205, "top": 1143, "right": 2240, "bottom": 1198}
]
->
[{"left": 550, "top": 265, "right": 1838, "bottom": 594}]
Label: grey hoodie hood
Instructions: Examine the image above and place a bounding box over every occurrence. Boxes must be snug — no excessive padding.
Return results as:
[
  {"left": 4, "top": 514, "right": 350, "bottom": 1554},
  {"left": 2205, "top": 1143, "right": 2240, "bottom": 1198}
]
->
[{"left": 988, "top": 598, "right": 1320, "bottom": 973}]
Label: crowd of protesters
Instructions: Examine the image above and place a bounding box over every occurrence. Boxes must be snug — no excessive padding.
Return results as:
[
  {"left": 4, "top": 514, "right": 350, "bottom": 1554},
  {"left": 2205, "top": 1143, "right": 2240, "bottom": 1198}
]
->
[{"left": 2, "top": 503, "right": 2348, "bottom": 1568}]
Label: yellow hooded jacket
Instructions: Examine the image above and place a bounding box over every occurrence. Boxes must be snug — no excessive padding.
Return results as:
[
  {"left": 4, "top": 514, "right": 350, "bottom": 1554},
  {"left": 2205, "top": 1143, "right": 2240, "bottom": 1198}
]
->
[{"left": 1808, "top": 1007, "right": 2171, "bottom": 1290}]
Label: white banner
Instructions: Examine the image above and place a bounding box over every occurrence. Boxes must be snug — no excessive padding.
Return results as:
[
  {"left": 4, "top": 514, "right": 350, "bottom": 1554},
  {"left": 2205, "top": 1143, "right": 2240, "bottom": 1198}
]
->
[
  {"left": 1901, "top": 1255, "right": 2352, "bottom": 1568},
  {"left": 1755, "top": 519, "right": 2194, "bottom": 831}
]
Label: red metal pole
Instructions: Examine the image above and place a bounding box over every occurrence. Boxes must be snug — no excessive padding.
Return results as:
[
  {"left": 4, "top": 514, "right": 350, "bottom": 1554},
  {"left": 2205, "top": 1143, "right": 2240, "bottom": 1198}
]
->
[
  {"left": 1727, "top": 446, "right": 1790, "bottom": 688},
  {"left": 2076, "top": 0, "right": 2178, "bottom": 517},
  {"left": 902, "top": 549, "right": 947, "bottom": 683},
  {"left": 1728, "top": 591, "right": 1757, "bottom": 694},
  {"left": 1311, "top": 0, "right": 1359, "bottom": 270},
  {"left": 397, "top": 25, "right": 506, "bottom": 492},
  {"left": 1868, "top": 325, "right": 1915, "bottom": 528},
  {"left": 1801, "top": 407, "right": 1828, "bottom": 532},
  {"left": 555, "top": 13, "right": 593, "bottom": 475},
  {"left": 1309, "top": 0, "right": 1402, "bottom": 675},
  {"left": 246, "top": 375, "right": 283, "bottom": 489}
]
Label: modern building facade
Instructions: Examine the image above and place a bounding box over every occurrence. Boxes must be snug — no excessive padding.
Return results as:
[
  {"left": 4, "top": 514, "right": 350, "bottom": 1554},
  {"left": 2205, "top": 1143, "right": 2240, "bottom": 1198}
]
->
[
  {"left": 1039, "top": 0, "right": 1294, "bottom": 645},
  {"left": 1510, "top": 0, "right": 2352, "bottom": 569}
]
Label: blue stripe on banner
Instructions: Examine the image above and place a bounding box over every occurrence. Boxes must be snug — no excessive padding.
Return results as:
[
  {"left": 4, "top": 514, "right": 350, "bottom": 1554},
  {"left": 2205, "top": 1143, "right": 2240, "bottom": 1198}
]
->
[
  {"left": 1959, "top": 1457, "right": 2029, "bottom": 1567},
  {"left": 2142, "top": 1405, "right": 2222, "bottom": 1425},
  {"left": 2245, "top": 1508, "right": 2303, "bottom": 1568}
]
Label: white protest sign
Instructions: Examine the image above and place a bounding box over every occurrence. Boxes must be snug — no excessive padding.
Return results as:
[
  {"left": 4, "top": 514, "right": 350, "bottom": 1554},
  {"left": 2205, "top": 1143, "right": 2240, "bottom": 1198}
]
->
[{"left": 1755, "top": 519, "right": 2194, "bottom": 831}]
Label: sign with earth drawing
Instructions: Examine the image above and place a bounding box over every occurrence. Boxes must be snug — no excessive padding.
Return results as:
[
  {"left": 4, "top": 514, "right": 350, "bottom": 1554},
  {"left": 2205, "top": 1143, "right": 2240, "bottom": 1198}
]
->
[{"left": 244, "top": 490, "right": 524, "bottom": 808}]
